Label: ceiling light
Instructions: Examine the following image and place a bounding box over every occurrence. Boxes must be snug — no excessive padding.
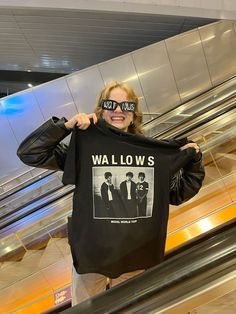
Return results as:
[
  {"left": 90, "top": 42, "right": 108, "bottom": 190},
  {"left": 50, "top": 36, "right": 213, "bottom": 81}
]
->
[{"left": 28, "top": 83, "right": 33, "bottom": 88}]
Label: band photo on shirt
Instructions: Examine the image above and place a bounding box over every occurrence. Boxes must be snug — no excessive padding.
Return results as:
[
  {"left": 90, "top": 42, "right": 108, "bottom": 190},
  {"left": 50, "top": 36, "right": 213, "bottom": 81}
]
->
[{"left": 92, "top": 166, "right": 154, "bottom": 219}]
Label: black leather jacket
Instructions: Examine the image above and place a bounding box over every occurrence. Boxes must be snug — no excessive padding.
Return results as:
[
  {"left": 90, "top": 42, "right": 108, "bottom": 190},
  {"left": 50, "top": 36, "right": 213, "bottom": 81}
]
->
[{"left": 17, "top": 117, "right": 205, "bottom": 205}]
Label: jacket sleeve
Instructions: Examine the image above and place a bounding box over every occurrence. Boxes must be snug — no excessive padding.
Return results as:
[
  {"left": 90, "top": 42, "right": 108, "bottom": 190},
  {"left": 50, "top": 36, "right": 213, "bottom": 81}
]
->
[
  {"left": 169, "top": 153, "right": 205, "bottom": 205},
  {"left": 17, "top": 117, "right": 72, "bottom": 171}
]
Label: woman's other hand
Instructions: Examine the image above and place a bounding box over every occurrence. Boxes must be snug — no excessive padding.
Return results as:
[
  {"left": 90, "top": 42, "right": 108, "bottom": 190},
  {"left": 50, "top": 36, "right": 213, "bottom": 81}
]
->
[
  {"left": 180, "top": 142, "right": 201, "bottom": 162},
  {"left": 179, "top": 142, "right": 200, "bottom": 154},
  {"left": 64, "top": 113, "right": 97, "bottom": 130}
]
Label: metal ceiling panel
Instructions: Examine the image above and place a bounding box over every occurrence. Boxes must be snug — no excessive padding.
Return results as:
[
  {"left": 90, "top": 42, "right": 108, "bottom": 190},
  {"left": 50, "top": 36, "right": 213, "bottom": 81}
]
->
[
  {"left": 11, "top": 8, "right": 186, "bottom": 23},
  {"left": 0, "top": 37, "right": 25, "bottom": 42},
  {"left": 0, "top": 15, "right": 14, "bottom": 22},
  {"left": 132, "top": 41, "right": 181, "bottom": 114},
  {"left": 165, "top": 29, "right": 212, "bottom": 102},
  {"left": 17, "top": 20, "right": 179, "bottom": 31},
  {"left": 0, "top": 49, "right": 34, "bottom": 55},
  {"left": 0, "top": 8, "right": 215, "bottom": 74},
  {"left": 24, "top": 36, "right": 153, "bottom": 47},
  {"left": 0, "top": 21, "right": 18, "bottom": 28},
  {"left": 0, "top": 8, "right": 12, "bottom": 15},
  {"left": 33, "top": 78, "right": 77, "bottom": 120},
  {"left": 0, "top": 34, "right": 25, "bottom": 41},
  {"left": 199, "top": 21, "right": 236, "bottom": 86},
  {"left": 20, "top": 26, "right": 178, "bottom": 40}
]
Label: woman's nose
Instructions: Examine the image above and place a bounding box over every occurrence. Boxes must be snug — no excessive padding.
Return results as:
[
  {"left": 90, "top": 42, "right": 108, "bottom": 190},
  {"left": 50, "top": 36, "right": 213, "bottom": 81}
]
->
[{"left": 114, "top": 104, "right": 122, "bottom": 112}]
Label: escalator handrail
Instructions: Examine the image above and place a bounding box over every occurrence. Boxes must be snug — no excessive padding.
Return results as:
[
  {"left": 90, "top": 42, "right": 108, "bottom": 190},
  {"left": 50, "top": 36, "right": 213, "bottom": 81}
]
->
[
  {"left": 0, "top": 185, "right": 74, "bottom": 235},
  {"left": 143, "top": 74, "right": 236, "bottom": 130},
  {"left": 0, "top": 169, "right": 55, "bottom": 202},
  {"left": 154, "top": 100, "right": 235, "bottom": 139}
]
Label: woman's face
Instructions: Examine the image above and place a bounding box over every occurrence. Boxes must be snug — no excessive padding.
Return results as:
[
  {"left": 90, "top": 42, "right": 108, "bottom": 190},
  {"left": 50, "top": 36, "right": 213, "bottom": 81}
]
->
[{"left": 102, "top": 87, "right": 134, "bottom": 132}]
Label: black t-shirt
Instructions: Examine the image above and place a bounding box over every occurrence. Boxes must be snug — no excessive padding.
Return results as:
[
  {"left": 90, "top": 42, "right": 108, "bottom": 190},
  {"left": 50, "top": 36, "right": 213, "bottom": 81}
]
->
[{"left": 62, "top": 119, "right": 194, "bottom": 278}]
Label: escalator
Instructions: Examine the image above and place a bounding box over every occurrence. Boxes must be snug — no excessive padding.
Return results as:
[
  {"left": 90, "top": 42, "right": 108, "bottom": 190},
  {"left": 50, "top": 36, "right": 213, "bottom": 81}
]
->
[
  {"left": 0, "top": 172, "right": 73, "bottom": 233},
  {"left": 0, "top": 77, "right": 235, "bottom": 313},
  {"left": 1, "top": 75, "right": 235, "bottom": 236},
  {"left": 60, "top": 220, "right": 235, "bottom": 314}
]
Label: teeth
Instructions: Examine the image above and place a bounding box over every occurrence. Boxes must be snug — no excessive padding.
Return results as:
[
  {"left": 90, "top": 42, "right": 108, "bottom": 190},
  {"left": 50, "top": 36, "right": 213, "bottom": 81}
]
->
[{"left": 111, "top": 117, "right": 124, "bottom": 121}]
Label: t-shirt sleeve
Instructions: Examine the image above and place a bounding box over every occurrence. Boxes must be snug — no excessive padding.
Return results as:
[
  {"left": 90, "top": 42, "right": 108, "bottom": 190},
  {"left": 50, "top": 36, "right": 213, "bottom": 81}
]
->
[{"left": 62, "top": 128, "right": 77, "bottom": 185}]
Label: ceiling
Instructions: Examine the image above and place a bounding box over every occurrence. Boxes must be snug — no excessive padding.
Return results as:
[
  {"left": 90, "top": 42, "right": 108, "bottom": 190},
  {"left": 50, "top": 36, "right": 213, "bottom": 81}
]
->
[{"left": 0, "top": 7, "right": 216, "bottom": 96}]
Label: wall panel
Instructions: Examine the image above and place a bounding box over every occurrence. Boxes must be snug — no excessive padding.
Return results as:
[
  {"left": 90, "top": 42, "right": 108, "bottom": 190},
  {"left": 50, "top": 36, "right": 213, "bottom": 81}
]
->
[
  {"left": 199, "top": 21, "right": 236, "bottom": 86},
  {"left": 132, "top": 42, "right": 181, "bottom": 114},
  {"left": 0, "top": 102, "right": 27, "bottom": 181},
  {"left": 165, "top": 29, "right": 212, "bottom": 102},
  {"left": 33, "top": 78, "right": 77, "bottom": 120},
  {"left": 1, "top": 91, "right": 44, "bottom": 144},
  {"left": 66, "top": 66, "right": 105, "bottom": 113},
  {"left": 98, "top": 54, "right": 149, "bottom": 113}
]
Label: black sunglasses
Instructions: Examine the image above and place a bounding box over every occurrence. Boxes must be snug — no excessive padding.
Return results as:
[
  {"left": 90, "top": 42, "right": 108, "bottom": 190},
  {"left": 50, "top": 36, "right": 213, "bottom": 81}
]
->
[{"left": 101, "top": 99, "right": 136, "bottom": 112}]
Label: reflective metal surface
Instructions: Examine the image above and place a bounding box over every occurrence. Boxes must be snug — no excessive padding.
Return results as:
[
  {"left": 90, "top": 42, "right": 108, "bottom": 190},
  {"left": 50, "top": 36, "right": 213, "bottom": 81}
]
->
[
  {"left": 66, "top": 66, "right": 105, "bottom": 113},
  {"left": 139, "top": 270, "right": 236, "bottom": 314},
  {"left": 167, "top": 108, "right": 236, "bottom": 244},
  {"left": 199, "top": 21, "right": 236, "bottom": 86},
  {"left": 0, "top": 193, "right": 72, "bottom": 239},
  {"left": 0, "top": 168, "right": 51, "bottom": 199},
  {"left": 194, "top": 287, "right": 236, "bottom": 314},
  {"left": 165, "top": 29, "right": 212, "bottom": 102},
  {"left": 0, "top": 174, "right": 70, "bottom": 231},
  {"left": 132, "top": 42, "right": 181, "bottom": 114},
  {"left": 98, "top": 54, "right": 149, "bottom": 113},
  {"left": 33, "top": 77, "right": 77, "bottom": 120},
  {"left": 143, "top": 75, "right": 236, "bottom": 138},
  {"left": 0, "top": 101, "right": 25, "bottom": 181},
  {"left": 1, "top": 90, "right": 45, "bottom": 143}
]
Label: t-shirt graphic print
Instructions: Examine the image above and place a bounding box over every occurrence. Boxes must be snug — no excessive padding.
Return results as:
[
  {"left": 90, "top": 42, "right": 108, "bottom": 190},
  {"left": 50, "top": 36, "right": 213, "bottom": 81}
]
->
[{"left": 93, "top": 166, "right": 154, "bottom": 219}]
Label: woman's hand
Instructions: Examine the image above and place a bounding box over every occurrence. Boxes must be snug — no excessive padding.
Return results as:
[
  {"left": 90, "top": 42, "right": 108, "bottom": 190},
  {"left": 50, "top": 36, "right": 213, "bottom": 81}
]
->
[
  {"left": 64, "top": 113, "right": 97, "bottom": 130},
  {"left": 180, "top": 142, "right": 201, "bottom": 162},
  {"left": 179, "top": 142, "right": 200, "bottom": 153}
]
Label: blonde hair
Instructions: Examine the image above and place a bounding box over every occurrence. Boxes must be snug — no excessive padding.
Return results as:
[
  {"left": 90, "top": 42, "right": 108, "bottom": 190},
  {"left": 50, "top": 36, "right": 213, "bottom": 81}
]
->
[{"left": 94, "top": 81, "right": 143, "bottom": 134}]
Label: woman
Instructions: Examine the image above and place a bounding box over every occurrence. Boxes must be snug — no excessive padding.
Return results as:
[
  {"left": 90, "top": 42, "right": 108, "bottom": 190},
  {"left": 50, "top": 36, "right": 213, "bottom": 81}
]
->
[{"left": 17, "top": 81, "right": 205, "bottom": 305}]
